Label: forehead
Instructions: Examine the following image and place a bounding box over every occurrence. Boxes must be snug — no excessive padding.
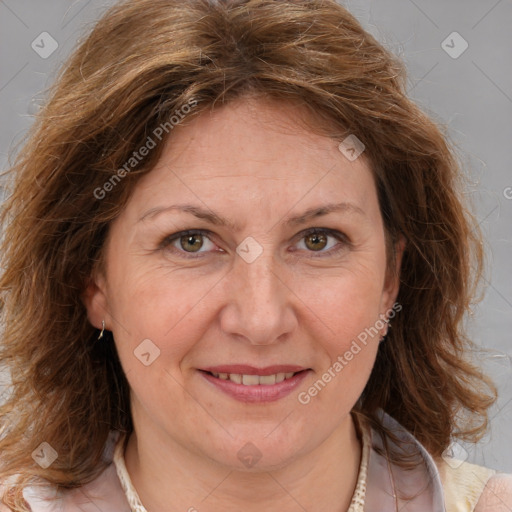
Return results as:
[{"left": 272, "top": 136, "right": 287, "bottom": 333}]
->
[
  {"left": 123, "top": 97, "right": 379, "bottom": 225},
  {"left": 164, "top": 97, "right": 349, "bottom": 170}
]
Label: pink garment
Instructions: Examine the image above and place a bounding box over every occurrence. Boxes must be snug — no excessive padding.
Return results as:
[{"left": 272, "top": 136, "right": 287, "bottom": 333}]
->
[{"left": 364, "top": 411, "right": 446, "bottom": 510}]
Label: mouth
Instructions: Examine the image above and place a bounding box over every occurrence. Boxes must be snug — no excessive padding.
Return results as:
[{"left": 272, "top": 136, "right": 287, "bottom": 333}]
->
[{"left": 198, "top": 365, "right": 311, "bottom": 403}]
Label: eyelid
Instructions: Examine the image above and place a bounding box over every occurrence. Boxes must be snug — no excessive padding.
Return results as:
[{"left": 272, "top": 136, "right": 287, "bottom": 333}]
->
[{"left": 159, "top": 227, "right": 351, "bottom": 258}]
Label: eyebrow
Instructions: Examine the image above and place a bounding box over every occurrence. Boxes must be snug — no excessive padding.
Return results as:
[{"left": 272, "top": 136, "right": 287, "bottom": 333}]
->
[{"left": 137, "top": 201, "right": 366, "bottom": 229}]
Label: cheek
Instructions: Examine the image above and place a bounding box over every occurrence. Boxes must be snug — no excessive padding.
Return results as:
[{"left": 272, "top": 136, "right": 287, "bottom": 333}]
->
[
  {"left": 291, "top": 262, "right": 384, "bottom": 404},
  {"left": 297, "top": 283, "right": 380, "bottom": 417},
  {"left": 292, "top": 257, "right": 386, "bottom": 340},
  {"left": 107, "top": 259, "right": 219, "bottom": 368}
]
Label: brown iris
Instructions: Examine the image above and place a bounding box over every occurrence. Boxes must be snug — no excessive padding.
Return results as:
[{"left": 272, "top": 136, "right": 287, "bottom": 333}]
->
[
  {"left": 304, "top": 231, "right": 328, "bottom": 251},
  {"left": 180, "top": 234, "right": 204, "bottom": 252}
]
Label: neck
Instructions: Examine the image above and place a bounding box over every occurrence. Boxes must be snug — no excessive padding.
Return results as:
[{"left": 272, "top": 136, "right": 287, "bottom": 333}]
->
[{"left": 123, "top": 413, "right": 362, "bottom": 512}]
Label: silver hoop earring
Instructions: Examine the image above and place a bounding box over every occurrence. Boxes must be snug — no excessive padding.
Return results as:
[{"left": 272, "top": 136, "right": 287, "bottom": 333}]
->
[{"left": 98, "top": 320, "right": 105, "bottom": 340}]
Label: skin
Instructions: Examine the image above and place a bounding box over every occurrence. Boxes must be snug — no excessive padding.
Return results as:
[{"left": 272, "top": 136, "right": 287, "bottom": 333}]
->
[{"left": 83, "top": 96, "right": 403, "bottom": 512}]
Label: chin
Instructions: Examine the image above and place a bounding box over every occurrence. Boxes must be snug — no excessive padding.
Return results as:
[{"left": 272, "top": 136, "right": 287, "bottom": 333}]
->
[{"left": 202, "top": 431, "right": 308, "bottom": 472}]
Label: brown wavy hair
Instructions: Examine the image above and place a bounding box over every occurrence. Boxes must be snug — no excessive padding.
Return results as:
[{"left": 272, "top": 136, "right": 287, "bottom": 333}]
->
[{"left": 0, "top": 0, "right": 496, "bottom": 509}]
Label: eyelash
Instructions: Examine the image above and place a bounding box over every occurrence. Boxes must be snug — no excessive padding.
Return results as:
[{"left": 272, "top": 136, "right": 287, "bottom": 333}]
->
[{"left": 158, "top": 228, "right": 351, "bottom": 259}]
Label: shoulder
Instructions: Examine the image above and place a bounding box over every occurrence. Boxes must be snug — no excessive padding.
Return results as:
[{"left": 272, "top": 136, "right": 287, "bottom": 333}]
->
[
  {"left": 373, "top": 411, "right": 511, "bottom": 511},
  {"left": 474, "top": 472, "right": 512, "bottom": 512},
  {"left": 437, "top": 457, "right": 512, "bottom": 512}
]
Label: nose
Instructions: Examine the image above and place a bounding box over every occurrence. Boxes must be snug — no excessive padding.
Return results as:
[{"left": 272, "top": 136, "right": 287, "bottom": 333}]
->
[{"left": 218, "top": 246, "right": 298, "bottom": 346}]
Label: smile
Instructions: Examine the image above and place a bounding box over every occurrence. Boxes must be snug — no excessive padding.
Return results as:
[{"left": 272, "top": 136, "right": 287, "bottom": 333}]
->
[{"left": 199, "top": 366, "right": 311, "bottom": 403}]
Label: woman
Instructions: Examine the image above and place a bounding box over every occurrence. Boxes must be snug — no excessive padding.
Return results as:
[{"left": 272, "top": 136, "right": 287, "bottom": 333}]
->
[{"left": 0, "top": 0, "right": 510, "bottom": 510}]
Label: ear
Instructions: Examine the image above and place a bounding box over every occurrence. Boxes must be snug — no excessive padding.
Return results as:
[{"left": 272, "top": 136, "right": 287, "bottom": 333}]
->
[
  {"left": 380, "top": 235, "right": 406, "bottom": 315},
  {"left": 81, "top": 264, "right": 111, "bottom": 332}
]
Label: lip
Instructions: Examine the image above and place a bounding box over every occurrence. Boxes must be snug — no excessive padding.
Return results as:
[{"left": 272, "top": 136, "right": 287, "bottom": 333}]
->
[
  {"left": 199, "top": 367, "right": 311, "bottom": 403},
  {"left": 201, "top": 364, "right": 306, "bottom": 376}
]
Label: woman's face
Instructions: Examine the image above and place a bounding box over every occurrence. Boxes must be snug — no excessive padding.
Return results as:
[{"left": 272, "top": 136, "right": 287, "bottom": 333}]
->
[{"left": 84, "top": 97, "right": 402, "bottom": 470}]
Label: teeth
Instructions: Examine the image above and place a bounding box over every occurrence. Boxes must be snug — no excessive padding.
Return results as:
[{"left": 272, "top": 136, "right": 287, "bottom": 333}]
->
[
  {"left": 259, "top": 374, "right": 276, "bottom": 385},
  {"left": 275, "top": 372, "right": 286, "bottom": 383},
  {"left": 229, "top": 373, "right": 242, "bottom": 384},
  {"left": 242, "top": 374, "right": 260, "bottom": 386},
  {"left": 210, "top": 371, "right": 299, "bottom": 385}
]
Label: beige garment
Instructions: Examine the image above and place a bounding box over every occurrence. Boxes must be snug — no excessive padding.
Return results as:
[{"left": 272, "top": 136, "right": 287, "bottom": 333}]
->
[{"left": 439, "top": 458, "right": 512, "bottom": 512}]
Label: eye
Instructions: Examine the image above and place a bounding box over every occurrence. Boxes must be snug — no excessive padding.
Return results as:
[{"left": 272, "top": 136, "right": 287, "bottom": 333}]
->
[
  {"left": 159, "top": 229, "right": 217, "bottom": 258},
  {"left": 294, "top": 228, "right": 350, "bottom": 257}
]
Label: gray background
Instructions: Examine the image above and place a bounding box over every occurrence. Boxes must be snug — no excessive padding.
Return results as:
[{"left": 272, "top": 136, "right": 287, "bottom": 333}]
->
[{"left": 0, "top": 0, "right": 511, "bottom": 472}]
